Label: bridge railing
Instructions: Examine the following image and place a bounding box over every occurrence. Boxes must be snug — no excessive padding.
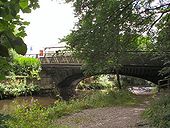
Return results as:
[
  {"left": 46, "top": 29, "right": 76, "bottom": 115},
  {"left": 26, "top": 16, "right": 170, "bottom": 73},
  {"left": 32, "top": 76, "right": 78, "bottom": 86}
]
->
[
  {"left": 26, "top": 46, "right": 170, "bottom": 65},
  {"left": 40, "top": 52, "right": 83, "bottom": 64},
  {"left": 158, "top": 78, "right": 170, "bottom": 87}
]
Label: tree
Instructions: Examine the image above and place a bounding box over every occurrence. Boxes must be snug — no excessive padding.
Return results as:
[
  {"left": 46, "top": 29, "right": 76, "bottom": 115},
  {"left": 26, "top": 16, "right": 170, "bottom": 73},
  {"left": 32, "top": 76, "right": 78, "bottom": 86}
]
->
[
  {"left": 156, "top": 13, "right": 170, "bottom": 78},
  {"left": 0, "top": 0, "right": 39, "bottom": 79},
  {"left": 63, "top": 0, "right": 170, "bottom": 83}
]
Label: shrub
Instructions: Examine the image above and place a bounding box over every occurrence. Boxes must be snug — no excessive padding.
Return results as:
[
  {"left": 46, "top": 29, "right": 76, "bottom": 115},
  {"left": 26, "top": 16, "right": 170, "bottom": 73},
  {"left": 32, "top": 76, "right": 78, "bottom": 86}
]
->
[
  {"left": 0, "top": 79, "right": 40, "bottom": 99},
  {"left": 142, "top": 93, "right": 170, "bottom": 128},
  {"left": 9, "top": 49, "right": 41, "bottom": 79}
]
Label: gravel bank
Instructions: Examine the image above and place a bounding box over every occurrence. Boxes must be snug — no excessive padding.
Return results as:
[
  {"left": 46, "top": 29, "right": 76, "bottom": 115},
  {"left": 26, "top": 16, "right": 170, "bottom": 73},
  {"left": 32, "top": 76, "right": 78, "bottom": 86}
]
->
[{"left": 56, "top": 106, "right": 149, "bottom": 128}]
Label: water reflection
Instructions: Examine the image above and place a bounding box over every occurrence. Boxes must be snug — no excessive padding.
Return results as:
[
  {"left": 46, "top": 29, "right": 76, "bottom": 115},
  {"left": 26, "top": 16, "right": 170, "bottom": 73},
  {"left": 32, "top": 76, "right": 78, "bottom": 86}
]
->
[{"left": 0, "top": 96, "right": 56, "bottom": 113}]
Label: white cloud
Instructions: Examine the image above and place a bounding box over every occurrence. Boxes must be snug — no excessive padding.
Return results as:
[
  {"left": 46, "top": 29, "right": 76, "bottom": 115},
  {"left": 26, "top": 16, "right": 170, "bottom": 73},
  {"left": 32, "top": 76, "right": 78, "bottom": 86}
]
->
[{"left": 21, "top": 0, "right": 75, "bottom": 53}]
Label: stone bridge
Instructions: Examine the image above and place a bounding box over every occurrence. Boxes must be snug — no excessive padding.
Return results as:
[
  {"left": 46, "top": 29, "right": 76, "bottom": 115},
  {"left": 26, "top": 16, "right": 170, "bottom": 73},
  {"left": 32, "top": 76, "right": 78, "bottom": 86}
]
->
[{"left": 39, "top": 50, "right": 170, "bottom": 100}]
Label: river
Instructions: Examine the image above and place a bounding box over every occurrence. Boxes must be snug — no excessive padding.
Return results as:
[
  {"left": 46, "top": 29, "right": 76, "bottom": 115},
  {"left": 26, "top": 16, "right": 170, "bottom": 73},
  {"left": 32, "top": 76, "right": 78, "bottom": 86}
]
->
[{"left": 0, "top": 96, "right": 56, "bottom": 114}]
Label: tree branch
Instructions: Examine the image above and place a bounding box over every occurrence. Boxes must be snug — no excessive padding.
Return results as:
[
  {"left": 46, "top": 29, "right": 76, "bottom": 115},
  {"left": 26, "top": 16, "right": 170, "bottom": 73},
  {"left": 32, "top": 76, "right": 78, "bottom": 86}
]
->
[
  {"left": 148, "top": 13, "right": 165, "bottom": 33},
  {"left": 140, "top": 2, "right": 170, "bottom": 14}
]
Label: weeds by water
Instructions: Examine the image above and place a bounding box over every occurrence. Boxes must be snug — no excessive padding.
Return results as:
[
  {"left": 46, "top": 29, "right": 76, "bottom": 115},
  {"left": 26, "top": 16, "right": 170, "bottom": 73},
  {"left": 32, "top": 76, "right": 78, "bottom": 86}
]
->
[{"left": 1, "top": 90, "right": 139, "bottom": 128}]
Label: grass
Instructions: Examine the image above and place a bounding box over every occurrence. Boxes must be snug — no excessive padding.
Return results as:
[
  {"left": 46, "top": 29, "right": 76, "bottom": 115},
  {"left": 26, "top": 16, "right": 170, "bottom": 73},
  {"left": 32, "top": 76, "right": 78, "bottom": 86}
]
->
[
  {"left": 48, "top": 90, "right": 139, "bottom": 119},
  {"left": 1, "top": 89, "right": 141, "bottom": 128},
  {"left": 142, "top": 92, "right": 170, "bottom": 128}
]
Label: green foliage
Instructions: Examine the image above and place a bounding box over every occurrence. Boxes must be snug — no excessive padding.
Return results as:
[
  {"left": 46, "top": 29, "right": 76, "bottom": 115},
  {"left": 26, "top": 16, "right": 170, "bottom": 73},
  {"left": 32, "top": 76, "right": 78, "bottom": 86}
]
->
[
  {"left": 0, "top": 49, "right": 41, "bottom": 98},
  {"left": 83, "top": 90, "right": 138, "bottom": 107},
  {"left": 78, "top": 75, "right": 112, "bottom": 90},
  {"left": 0, "top": 0, "right": 39, "bottom": 56},
  {"left": 4, "top": 101, "right": 56, "bottom": 128},
  {"left": 0, "top": 0, "right": 39, "bottom": 80},
  {"left": 9, "top": 49, "right": 41, "bottom": 79},
  {"left": 143, "top": 94, "right": 170, "bottom": 128},
  {"left": 155, "top": 14, "right": 170, "bottom": 77},
  {"left": 0, "top": 79, "right": 40, "bottom": 98},
  {"left": 0, "top": 57, "right": 11, "bottom": 80},
  {"left": 63, "top": 0, "right": 170, "bottom": 74},
  {"left": 1, "top": 90, "right": 138, "bottom": 127},
  {"left": 78, "top": 82, "right": 111, "bottom": 90},
  {"left": 49, "top": 90, "right": 138, "bottom": 119},
  {"left": 0, "top": 114, "right": 11, "bottom": 128}
]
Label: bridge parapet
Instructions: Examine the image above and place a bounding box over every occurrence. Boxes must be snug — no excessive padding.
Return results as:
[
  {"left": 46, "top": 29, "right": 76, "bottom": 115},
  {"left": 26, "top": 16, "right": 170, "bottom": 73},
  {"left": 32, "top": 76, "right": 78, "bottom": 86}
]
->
[
  {"left": 40, "top": 51, "right": 170, "bottom": 67},
  {"left": 40, "top": 54, "right": 83, "bottom": 64}
]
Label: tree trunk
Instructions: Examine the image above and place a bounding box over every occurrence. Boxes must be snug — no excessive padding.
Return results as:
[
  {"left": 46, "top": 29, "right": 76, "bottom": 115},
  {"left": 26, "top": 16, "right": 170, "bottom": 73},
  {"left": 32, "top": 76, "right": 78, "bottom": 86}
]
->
[{"left": 116, "top": 70, "right": 122, "bottom": 89}]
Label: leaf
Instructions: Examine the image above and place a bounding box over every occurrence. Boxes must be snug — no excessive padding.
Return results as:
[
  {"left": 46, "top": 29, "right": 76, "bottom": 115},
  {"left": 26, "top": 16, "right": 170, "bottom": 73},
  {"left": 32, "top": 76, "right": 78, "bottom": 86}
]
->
[
  {"left": 0, "top": 22, "right": 5, "bottom": 32},
  {"left": 4, "top": 14, "right": 13, "bottom": 21},
  {"left": 0, "top": 34, "right": 12, "bottom": 48},
  {"left": 12, "top": 37, "right": 27, "bottom": 55},
  {"left": 0, "top": 44, "right": 9, "bottom": 57},
  {"left": 19, "top": 0, "right": 28, "bottom": 9},
  {"left": 0, "top": 1, "right": 3, "bottom": 6},
  {"left": 18, "top": 26, "right": 25, "bottom": 31},
  {"left": 0, "top": 74, "right": 5, "bottom": 80},
  {"left": 22, "top": 7, "right": 31, "bottom": 13},
  {"left": 23, "top": 21, "right": 30, "bottom": 25},
  {"left": 16, "top": 31, "right": 27, "bottom": 37}
]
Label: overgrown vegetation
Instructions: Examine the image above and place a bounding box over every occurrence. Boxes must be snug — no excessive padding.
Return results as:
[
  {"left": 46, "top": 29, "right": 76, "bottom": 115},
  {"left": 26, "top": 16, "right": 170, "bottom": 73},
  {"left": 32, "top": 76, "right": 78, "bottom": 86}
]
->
[
  {"left": 49, "top": 90, "right": 137, "bottom": 119},
  {"left": 9, "top": 49, "right": 41, "bottom": 79},
  {"left": 78, "top": 75, "right": 156, "bottom": 91},
  {"left": 0, "top": 49, "right": 41, "bottom": 98},
  {"left": 0, "top": 78, "right": 40, "bottom": 99},
  {"left": 0, "top": 0, "right": 39, "bottom": 80},
  {"left": 4, "top": 101, "right": 57, "bottom": 128},
  {"left": 77, "top": 75, "right": 112, "bottom": 90},
  {"left": 0, "top": 90, "right": 138, "bottom": 128},
  {"left": 63, "top": 0, "right": 170, "bottom": 79},
  {"left": 143, "top": 93, "right": 170, "bottom": 128}
]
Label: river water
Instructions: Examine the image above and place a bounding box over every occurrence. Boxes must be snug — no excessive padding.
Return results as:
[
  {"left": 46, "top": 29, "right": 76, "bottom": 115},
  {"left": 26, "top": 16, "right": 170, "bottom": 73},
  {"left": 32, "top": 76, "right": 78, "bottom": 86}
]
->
[{"left": 0, "top": 96, "right": 56, "bottom": 114}]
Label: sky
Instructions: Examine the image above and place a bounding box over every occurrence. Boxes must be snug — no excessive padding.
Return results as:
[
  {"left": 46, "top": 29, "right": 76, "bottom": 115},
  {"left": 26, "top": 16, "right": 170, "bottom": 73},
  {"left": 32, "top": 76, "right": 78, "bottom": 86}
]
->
[
  {"left": 21, "top": 0, "right": 76, "bottom": 54},
  {"left": 22, "top": 0, "right": 164, "bottom": 54}
]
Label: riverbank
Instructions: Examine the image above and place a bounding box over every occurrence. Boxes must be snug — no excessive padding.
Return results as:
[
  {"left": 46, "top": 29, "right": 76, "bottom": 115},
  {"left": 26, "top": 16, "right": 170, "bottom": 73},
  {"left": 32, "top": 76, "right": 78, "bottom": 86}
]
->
[
  {"left": 0, "top": 96, "right": 56, "bottom": 114},
  {"left": 1, "top": 90, "right": 156, "bottom": 128},
  {"left": 56, "top": 106, "right": 146, "bottom": 128},
  {"left": 55, "top": 93, "right": 153, "bottom": 128}
]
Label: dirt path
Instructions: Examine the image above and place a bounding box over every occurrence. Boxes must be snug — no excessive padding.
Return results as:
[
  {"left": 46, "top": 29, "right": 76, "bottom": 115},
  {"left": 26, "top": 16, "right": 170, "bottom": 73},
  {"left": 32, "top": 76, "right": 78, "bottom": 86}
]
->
[{"left": 56, "top": 105, "right": 149, "bottom": 128}]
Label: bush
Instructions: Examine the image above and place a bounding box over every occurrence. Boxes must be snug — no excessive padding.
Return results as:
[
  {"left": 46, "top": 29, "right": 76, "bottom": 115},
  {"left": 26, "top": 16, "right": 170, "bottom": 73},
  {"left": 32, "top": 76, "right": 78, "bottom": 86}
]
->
[
  {"left": 0, "top": 79, "right": 40, "bottom": 99},
  {"left": 143, "top": 94, "right": 170, "bottom": 128},
  {"left": 9, "top": 49, "right": 41, "bottom": 79}
]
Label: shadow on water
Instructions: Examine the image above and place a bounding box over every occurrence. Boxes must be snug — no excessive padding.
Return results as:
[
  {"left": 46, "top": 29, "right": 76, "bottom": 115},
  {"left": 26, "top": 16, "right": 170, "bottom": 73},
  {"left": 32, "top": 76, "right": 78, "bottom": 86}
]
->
[{"left": 0, "top": 114, "right": 11, "bottom": 128}]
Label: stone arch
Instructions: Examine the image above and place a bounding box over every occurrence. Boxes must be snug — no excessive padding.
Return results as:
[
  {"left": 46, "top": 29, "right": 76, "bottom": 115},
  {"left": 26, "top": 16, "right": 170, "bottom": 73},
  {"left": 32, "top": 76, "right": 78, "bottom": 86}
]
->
[
  {"left": 57, "top": 73, "right": 85, "bottom": 100},
  {"left": 56, "top": 66, "right": 163, "bottom": 100}
]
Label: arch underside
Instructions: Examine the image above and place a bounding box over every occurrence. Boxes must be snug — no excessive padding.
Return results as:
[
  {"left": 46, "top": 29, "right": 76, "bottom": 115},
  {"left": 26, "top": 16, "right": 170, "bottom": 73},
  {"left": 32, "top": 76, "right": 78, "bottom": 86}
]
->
[
  {"left": 42, "top": 64, "right": 166, "bottom": 100},
  {"left": 58, "top": 65, "right": 164, "bottom": 89}
]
